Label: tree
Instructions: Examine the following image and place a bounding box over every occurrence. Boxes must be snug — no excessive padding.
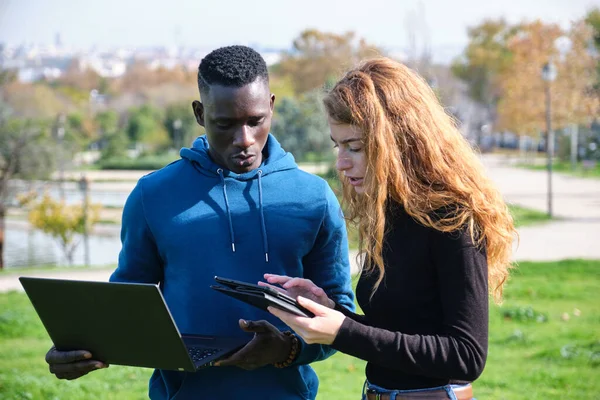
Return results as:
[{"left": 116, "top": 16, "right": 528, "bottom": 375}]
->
[
  {"left": 164, "top": 103, "right": 199, "bottom": 149},
  {"left": 556, "top": 21, "right": 600, "bottom": 127},
  {"left": 497, "top": 20, "right": 599, "bottom": 135},
  {"left": 584, "top": 8, "right": 600, "bottom": 106},
  {"left": 276, "top": 29, "right": 383, "bottom": 94},
  {"left": 126, "top": 105, "right": 170, "bottom": 153},
  {"left": 100, "top": 130, "right": 130, "bottom": 161},
  {"left": 115, "top": 61, "right": 195, "bottom": 94},
  {"left": 95, "top": 110, "right": 119, "bottom": 136},
  {"left": 271, "top": 90, "right": 331, "bottom": 162},
  {"left": 67, "top": 112, "right": 97, "bottom": 146},
  {"left": 0, "top": 68, "right": 17, "bottom": 87},
  {"left": 451, "top": 19, "right": 517, "bottom": 139},
  {"left": 23, "top": 193, "right": 101, "bottom": 266},
  {"left": 0, "top": 107, "right": 56, "bottom": 269},
  {"left": 2, "top": 82, "right": 69, "bottom": 119},
  {"left": 94, "top": 110, "right": 129, "bottom": 160},
  {"left": 268, "top": 74, "right": 296, "bottom": 101},
  {"left": 142, "top": 82, "right": 197, "bottom": 109},
  {"left": 59, "top": 59, "right": 103, "bottom": 92}
]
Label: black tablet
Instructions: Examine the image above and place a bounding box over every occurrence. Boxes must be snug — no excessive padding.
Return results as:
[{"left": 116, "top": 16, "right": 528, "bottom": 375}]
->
[{"left": 211, "top": 276, "right": 315, "bottom": 318}]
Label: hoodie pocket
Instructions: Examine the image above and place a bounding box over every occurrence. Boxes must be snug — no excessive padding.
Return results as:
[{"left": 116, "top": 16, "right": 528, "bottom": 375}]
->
[
  {"left": 148, "top": 369, "right": 187, "bottom": 400},
  {"left": 280, "top": 365, "right": 319, "bottom": 399}
]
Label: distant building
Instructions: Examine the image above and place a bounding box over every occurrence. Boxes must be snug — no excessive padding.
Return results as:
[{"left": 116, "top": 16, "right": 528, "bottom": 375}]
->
[
  {"left": 0, "top": 41, "right": 286, "bottom": 83},
  {"left": 55, "top": 32, "right": 63, "bottom": 48}
]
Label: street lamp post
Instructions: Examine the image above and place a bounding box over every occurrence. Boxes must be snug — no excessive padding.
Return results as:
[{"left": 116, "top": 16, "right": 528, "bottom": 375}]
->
[
  {"left": 173, "top": 119, "right": 183, "bottom": 150},
  {"left": 541, "top": 61, "right": 557, "bottom": 218},
  {"left": 78, "top": 174, "right": 90, "bottom": 268}
]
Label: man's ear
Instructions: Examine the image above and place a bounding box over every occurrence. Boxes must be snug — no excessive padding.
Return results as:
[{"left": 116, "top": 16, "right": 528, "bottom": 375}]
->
[
  {"left": 270, "top": 94, "right": 275, "bottom": 112},
  {"left": 192, "top": 100, "right": 205, "bottom": 127}
]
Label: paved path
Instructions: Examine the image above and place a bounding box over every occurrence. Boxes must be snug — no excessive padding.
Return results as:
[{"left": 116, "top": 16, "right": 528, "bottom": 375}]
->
[
  {"left": 0, "top": 269, "right": 113, "bottom": 292},
  {"left": 2, "top": 155, "right": 598, "bottom": 292},
  {"left": 482, "top": 155, "right": 600, "bottom": 261}
]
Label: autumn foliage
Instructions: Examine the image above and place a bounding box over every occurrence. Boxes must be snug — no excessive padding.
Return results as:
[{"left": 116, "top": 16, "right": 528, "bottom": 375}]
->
[
  {"left": 21, "top": 193, "right": 101, "bottom": 265},
  {"left": 497, "top": 21, "right": 599, "bottom": 134}
]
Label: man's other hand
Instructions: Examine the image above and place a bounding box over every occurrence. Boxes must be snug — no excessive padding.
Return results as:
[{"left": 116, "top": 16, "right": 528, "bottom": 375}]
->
[{"left": 214, "top": 320, "right": 293, "bottom": 370}]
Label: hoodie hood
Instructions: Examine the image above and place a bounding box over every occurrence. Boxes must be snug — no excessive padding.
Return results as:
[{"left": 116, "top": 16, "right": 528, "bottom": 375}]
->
[
  {"left": 179, "top": 133, "right": 297, "bottom": 180},
  {"left": 179, "top": 133, "right": 298, "bottom": 261}
]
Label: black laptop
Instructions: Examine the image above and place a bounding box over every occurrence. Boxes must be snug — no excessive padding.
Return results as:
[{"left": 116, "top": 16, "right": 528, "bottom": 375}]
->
[{"left": 19, "top": 277, "right": 249, "bottom": 372}]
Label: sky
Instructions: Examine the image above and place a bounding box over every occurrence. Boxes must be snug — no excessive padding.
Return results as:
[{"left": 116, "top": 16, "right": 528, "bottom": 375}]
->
[{"left": 0, "top": 0, "right": 597, "bottom": 63}]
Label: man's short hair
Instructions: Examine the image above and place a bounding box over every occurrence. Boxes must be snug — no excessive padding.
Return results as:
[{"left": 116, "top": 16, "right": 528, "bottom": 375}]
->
[{"left": 198, "top": 45, "right": 269, "bottom": 96}]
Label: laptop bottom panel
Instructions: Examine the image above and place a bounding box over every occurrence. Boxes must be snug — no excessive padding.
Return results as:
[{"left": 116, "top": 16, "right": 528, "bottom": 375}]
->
[{"left": 181, "top": 335, "right": 250, "bottom": 370}]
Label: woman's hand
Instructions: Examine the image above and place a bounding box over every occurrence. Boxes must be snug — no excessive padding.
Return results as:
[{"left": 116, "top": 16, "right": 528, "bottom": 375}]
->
[
  {"left": 261, "top": 274, "right": 335, "bottom": 309},
  {"left": 268, "top": 296, "right": 345, "bottom": 345}
]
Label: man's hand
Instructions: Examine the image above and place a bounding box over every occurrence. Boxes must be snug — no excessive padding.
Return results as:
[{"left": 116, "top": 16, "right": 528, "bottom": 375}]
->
[
  {"left": 46, "top": 346, "right": 108, "bottom": 380},
  {"left": 214, "top": 320, "right": 293, "bottom": 370}
]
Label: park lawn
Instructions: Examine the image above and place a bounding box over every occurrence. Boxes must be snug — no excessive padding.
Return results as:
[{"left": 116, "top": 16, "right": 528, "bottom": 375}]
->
[
  {"left": 518, "top": 160, "right": 600, "bottom": 179},
  {"left": 318, "top": 259, "right": 600, "bottom": 399},
  {"left": 0, "top": 290, "right": 151, "bottom": 399},
  {"left": 1, "top": 259, "right": 599, "bottom": 399},
  {"left": 509, "top": 204, "right": 553, "bottom": 227}
]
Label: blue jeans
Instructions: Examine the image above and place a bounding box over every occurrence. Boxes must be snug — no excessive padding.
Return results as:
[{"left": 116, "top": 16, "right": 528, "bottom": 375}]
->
[{"left": 362, "top": 380, "right": 474, "bottom": 400}]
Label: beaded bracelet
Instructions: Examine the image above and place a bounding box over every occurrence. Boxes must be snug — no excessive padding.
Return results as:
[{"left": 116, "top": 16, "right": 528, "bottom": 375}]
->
[{"left": 274, "top": 331, "right": 300, "bottom": 368}]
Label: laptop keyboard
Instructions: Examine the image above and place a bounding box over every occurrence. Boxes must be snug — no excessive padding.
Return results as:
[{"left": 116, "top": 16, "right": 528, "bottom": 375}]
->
[{"left": 189, "top": 347, "right": 222, "bottom": 363}]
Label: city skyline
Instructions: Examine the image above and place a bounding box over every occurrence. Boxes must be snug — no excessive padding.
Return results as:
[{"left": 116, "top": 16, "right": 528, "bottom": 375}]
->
[{"left": 0, "top": 0, "right": 596, "bottom": 64}]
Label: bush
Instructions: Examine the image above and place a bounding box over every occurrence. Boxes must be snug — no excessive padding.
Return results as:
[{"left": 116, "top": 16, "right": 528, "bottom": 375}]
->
[{"left": 501, "top": 305, "right": 548, "bottom": 323}]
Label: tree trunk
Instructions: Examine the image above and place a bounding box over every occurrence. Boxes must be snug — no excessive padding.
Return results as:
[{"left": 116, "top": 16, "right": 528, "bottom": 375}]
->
[{"left": 65, "top": 243, "right": 74, "bottom": 266}]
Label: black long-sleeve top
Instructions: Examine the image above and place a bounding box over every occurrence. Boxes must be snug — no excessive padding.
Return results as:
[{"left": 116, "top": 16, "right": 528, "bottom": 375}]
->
[{"left": 331, "top": 205, "right": 489, "bottom": 390}]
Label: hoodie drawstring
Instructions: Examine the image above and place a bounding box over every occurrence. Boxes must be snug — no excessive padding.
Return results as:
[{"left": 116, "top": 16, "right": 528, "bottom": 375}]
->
[
  {"left": 216, "top": 168, "right": 269, "bottom": 262},
  {"left": 217, "top": 168, "right": 236, "bottom": 253},
  {"left": 257, "top": 170, "right": 269, "bottom": 263}
]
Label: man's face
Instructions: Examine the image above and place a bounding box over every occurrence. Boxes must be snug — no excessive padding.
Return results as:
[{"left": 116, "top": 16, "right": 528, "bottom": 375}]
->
[{"left": 192, "top": 79, "right": 275, "bottom": 173}]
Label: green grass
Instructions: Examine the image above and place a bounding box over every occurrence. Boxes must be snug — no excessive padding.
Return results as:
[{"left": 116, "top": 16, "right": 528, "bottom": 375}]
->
[
  {"left": 313, "top": 259, "right": 600, "bottom": 399},
  {"left": 97, "top": 154, "right": 179, "bottom": 171},
  {"left": 96, "top": 219, "right": 120, "bottom": 225},
  {"left": 0, "top": 291, "right": 151, "bottom": 399},
  {"left": 518, "top": 160, "right": 600, "bottom": 179},
  {"left": 1, "top": 260, "right": 598, "bottom": 399},
  {"left": 509, "top": 204, "right": 553, "bottom": 227},
  {"left": 475, "top": 259, "right": 600, "bottom": 399}
]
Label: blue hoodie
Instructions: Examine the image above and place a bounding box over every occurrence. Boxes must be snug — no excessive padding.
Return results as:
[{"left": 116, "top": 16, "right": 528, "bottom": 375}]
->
[{"left": 110, "top": 134, "right": 355, "bottom": 400}]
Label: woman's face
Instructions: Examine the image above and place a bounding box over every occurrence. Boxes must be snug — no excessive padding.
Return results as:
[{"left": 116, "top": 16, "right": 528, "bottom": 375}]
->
[{"left": 329, "top": 119, "right": 367, "bottom": 194}]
